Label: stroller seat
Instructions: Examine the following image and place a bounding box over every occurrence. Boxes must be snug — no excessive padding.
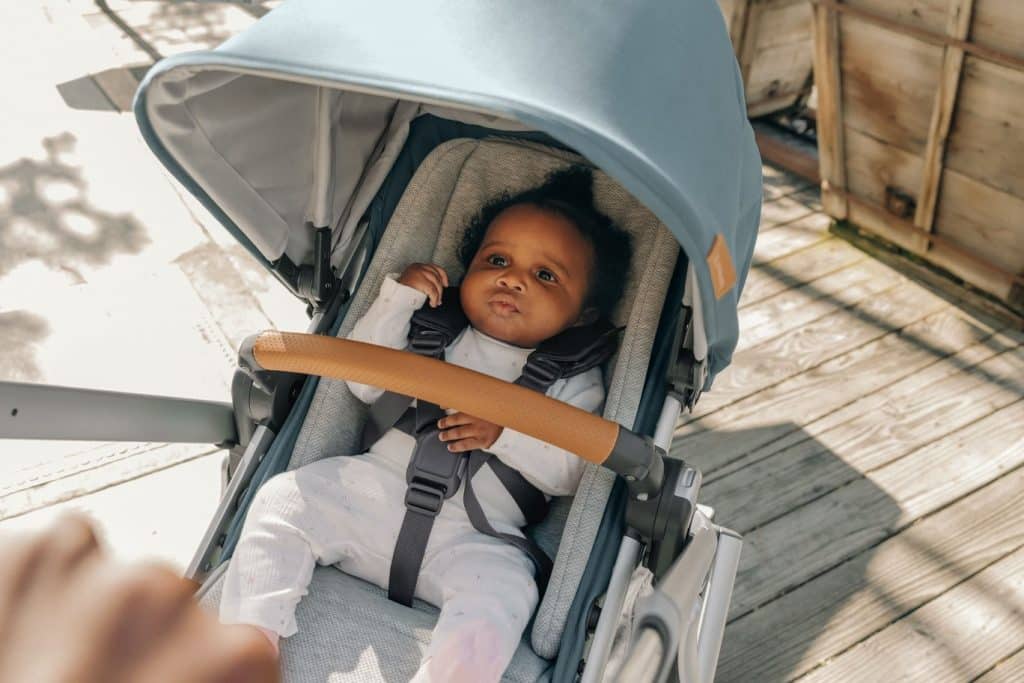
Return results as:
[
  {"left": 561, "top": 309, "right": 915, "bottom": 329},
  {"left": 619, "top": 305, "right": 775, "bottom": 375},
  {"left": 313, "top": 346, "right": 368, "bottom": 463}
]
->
[{"left": 199, "top": 136, "right": 680, "bottom": 681}]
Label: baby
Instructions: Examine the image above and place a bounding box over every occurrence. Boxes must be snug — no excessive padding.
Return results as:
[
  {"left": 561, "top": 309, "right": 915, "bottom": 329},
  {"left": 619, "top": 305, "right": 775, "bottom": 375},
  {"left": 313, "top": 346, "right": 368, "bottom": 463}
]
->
[{"left": 220, "top": 166, "right": 632, "bottom": 682}]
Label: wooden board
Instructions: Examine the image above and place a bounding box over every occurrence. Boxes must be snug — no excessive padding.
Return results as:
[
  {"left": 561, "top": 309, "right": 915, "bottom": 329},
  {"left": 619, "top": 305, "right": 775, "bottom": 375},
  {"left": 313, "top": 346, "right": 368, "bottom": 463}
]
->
[
  {"left": 739, "top": 238, "right": 866, "bottom": 307},
  {"left": 975, "top": 648, "right": 1024, "bottom": 683},
  {"left": 727, "top": 398, "right": 1024, "bottom": 619},
  {"left": 717, "top": 0, "right": 815, "bottom": 116},
  {"left": 697, "top": 281, "right": 950, "bottom": 416},
  {"left": 750, "top": 212, "right": 832, "bottom": 265},
  {"left": 710, "top": 322, "right": 1023, "bottom": 480},
  {"left": 706, "top": 346, "right": 1024, "bottom": 534},
  {"left": 717, "top": 460, "right": 1024, "bottom": 682},
  {"left": 675, "top": 307, "right": 1010, "bottom": 478},
  {"left": 841, "top": 0, "right": 951, "bottom": 35},
  {"left": 801, "top": 544, "right": 1024, "bottom": 682},
  {"left": 816, "top": 0, "right": 1024, "bottom": 312},
  {"left": 839, "top": 16, "right": 944, "bottom": 155},
  {"left": 737, "top": 258, "right": 902, "bottom": 353},
  {"left": 946, "top": 57, "right": 1024, "bottom": 199},
  {"left": 759, "top": 193, "right": 821, "bottom": 230},
  {"left": 971, "top": 0, "right": 1024, "bottom": 60}
]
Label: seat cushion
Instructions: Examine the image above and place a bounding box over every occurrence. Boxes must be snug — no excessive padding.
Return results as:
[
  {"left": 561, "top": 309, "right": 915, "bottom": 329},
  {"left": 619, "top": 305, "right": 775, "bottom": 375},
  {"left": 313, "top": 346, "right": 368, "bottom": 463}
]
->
[{"left": 201, "top": 564, "right": 552, "bottom": 682}]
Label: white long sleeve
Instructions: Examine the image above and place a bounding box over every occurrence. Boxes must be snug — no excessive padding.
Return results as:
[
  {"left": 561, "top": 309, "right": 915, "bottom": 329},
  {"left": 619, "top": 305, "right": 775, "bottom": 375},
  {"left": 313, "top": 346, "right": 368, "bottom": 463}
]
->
[
  {"left": 487, "top": 368, "right": 605, "bottom": 496},
  {"left": 344, "top": 274, "right": 427, "bottom": 404}
]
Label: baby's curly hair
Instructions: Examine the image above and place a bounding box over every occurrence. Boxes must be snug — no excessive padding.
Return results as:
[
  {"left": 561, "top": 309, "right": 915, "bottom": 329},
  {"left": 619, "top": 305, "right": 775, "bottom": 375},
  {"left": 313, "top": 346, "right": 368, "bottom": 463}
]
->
[{"left": 457, "top": 165, "right": 633, "bottom": 319}]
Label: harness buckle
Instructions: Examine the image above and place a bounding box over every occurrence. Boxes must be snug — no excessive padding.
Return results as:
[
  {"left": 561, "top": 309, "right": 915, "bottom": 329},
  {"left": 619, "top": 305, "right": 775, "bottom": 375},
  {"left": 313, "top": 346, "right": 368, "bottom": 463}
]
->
[
  {"left": 519, "top": 356, "right": 562, "bottom": 391},
  {"left": 404, "top": 480, "right": 446, "bottom": 516},
  {"left": 409, "top": 330, "right": 448, "bottom": 358}
]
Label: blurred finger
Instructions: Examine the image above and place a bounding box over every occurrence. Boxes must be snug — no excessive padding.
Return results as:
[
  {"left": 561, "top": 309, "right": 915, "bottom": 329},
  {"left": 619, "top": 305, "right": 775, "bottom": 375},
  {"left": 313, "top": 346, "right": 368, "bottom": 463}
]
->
[
  {"left": 437, "top": 413, "right": 474, "bottom": 430},
  {"left": 447, "top": 437, "right": 486, "bottom": 453}
]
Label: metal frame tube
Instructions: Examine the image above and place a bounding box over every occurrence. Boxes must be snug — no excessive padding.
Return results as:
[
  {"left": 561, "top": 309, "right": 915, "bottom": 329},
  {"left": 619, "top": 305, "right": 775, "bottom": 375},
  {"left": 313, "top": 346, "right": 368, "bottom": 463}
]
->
[
  {"left": 186, "top": 424, "right": 276, "bottom": 581},
  {"left": 580, "top": 535, "right": 643, "bottom": 683},
  {"left": 695, "top": 527, "right": 743, "bottom": 683},
  {"left": 615, "top": 512, "right": 718, "bottom": 682},
  {"left": 654, "top": 395, "right": 682, "bottom": 451},
  {"left": 0, "top": 381, "right": 236, "bottom": 445}
]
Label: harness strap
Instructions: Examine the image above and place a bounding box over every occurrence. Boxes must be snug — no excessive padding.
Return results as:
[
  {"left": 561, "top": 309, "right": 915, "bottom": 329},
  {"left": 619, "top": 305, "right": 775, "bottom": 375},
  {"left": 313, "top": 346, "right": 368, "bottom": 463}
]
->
[
  {"left": 463, "top": 451, "right": 553, "bottom": 595},
  {"left": 360, "top": 391, "right": 413, "bottom": 451},
  {"left": 388, "top": 399, "right": 466, "bottom": 606}
]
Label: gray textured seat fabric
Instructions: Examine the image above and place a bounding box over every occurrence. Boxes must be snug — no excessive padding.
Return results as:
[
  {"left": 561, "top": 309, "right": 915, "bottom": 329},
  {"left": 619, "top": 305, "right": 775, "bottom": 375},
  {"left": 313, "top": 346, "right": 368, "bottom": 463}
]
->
[
  {"left": 199, "top": 137, "right": 677, "bottom": 680},
  {"left": 202, "top": 564, "right": 551, "bottom": 683}
]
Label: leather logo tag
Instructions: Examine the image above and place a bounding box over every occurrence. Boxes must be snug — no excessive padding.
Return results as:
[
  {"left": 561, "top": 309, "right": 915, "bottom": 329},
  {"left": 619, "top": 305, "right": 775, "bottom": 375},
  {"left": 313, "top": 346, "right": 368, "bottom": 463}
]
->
[{"left": 706, "top": 233, "right": 737, "bottom": 300}]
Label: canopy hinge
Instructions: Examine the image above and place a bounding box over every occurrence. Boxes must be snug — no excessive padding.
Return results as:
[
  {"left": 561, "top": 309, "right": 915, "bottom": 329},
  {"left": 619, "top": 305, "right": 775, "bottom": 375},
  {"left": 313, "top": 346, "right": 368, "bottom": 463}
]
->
[
  {"left": 272, "top": 224, "right": 342, "bottom": 315},
  {"left": 668, "top": 302, "right": 706, "bottom": 411}
]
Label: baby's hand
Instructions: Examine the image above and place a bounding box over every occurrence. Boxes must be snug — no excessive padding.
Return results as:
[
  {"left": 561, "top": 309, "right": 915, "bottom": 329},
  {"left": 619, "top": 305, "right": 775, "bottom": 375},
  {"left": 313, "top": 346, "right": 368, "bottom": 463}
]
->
[
  {"left": 437, "top": 412, "right": 503, "bottom": 452},
  {"left": 398, "top": 263, "right": 449, "bottom": 308}
]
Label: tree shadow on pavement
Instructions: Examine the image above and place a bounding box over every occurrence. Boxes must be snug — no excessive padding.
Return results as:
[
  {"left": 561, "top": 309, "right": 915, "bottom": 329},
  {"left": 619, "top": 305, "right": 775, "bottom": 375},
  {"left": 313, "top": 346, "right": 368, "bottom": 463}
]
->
[
  {"left": 0, "top": 132, "right": 150, "bottom": 282},
  {"left": 0, "top": 311, "right": 50, "bottom": 382}
]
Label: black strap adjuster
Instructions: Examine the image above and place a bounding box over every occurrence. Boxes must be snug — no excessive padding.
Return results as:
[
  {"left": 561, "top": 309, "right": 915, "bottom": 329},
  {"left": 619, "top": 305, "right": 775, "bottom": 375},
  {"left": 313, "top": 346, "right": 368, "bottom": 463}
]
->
[{"left": 405, "top": 480, "right": 446, "bottom": 516}]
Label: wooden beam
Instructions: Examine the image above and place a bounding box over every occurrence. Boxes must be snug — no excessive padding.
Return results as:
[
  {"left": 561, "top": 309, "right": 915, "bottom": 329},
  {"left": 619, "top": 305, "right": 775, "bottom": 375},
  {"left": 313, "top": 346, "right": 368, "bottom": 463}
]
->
[
  {"left": 913, "top": 0, "right": 976, "bottom": 252},
  {"left": 754, "top": 128, "right": 821, "bottom": 184},
  {"left": 809, "top": 0, "right": 1024, "bottom": 71},
  {"left": 811, "top": 1, "right": 847, "bottom": 218}
]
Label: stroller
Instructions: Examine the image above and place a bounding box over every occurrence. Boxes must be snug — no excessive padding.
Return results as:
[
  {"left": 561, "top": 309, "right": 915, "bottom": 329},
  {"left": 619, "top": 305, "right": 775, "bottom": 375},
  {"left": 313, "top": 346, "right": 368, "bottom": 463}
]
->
[{"left": 1, "top": 0, "right": 762, "bottom": 680}]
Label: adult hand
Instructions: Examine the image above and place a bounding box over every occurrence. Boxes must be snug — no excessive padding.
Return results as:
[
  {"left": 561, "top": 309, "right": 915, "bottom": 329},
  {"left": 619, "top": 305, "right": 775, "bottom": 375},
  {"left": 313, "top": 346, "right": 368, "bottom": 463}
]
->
[
  {"left": 437, "top": 412, "right": 503, "bottom": 452},
  {"left": 0, "top": 514, "right": 279, "bottom": 683},
  {"left": 398, "top": 263, "right": 449, "bottom": 307}
]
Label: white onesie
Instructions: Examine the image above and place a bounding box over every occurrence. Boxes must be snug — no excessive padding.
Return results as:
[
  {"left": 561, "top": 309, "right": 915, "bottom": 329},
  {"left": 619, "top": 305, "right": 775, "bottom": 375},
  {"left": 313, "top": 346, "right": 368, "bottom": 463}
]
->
[{"left": 220, "top": 275, "right": 605, "bottom": 682}]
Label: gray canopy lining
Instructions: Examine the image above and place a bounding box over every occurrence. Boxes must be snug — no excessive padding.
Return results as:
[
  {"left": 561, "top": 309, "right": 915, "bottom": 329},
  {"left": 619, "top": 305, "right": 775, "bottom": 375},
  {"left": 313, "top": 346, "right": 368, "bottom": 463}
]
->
[{"left": 143, "top": 66, "right": 533, "bottom": 266}]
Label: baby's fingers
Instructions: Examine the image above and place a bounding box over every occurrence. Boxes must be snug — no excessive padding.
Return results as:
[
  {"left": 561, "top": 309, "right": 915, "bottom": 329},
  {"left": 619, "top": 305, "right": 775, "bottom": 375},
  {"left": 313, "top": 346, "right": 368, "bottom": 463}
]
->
[{"left": 437, "top": 412, "right": 474, "bottom": 430}]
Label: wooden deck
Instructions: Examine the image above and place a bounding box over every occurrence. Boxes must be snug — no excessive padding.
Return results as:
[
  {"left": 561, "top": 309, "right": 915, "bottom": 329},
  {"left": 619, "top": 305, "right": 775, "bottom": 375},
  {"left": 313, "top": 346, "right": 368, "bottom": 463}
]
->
[{"left": 672, "top": 164, "right": 1024, "bottom": 682}]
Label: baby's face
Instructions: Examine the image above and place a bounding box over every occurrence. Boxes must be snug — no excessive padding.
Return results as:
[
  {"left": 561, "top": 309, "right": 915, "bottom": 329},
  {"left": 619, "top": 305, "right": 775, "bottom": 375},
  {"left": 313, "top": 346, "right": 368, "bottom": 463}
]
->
[{"left": 460, "top": 203, "right": 595, "bottom": 348}]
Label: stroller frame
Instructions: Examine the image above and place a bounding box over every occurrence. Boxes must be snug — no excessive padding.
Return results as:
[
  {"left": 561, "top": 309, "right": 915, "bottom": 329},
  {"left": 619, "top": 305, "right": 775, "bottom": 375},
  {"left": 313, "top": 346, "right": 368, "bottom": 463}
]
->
[{"left": 1, "top": 2, "right": 763, "bottom": 680}]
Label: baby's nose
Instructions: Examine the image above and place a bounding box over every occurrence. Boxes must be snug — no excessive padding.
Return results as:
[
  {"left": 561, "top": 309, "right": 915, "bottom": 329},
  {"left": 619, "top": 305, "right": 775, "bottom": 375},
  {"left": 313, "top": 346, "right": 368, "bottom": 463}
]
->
[{"left": 497, "top": 273, "right": 526, "bottom": 291}]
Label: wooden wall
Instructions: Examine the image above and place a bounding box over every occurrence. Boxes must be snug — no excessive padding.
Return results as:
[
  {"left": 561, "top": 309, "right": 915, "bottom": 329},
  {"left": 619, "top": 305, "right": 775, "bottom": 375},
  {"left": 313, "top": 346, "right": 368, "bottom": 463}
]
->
[
  {"left": 718, "top": 0, "right": 816, "bottom": 117},
  {"left": 812, "top": 0, "right": 1024, "bottom": 315}
]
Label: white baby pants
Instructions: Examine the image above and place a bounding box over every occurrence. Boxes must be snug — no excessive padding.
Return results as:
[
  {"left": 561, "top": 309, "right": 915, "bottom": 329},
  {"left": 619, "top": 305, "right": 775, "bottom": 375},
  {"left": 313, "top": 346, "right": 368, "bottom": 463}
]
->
[{"left": 219, "top": 453, "right": 539, "bottom": 682}]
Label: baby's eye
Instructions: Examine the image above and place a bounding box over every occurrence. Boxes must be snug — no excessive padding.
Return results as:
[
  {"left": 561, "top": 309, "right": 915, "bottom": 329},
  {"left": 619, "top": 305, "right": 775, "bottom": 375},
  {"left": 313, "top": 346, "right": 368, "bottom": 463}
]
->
[
  {"left": 536, "top": 269, "right": 557, "bottom": 283},
  {"left": 487, "top": 254, "right": 508, "bottom": 267}
]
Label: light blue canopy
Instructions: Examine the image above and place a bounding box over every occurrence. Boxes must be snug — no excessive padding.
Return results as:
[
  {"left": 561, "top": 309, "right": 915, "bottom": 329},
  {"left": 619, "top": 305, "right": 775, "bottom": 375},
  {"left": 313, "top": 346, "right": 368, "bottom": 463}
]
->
[{"left": 134, "top": 0, "right": 762, "bottom": 386}]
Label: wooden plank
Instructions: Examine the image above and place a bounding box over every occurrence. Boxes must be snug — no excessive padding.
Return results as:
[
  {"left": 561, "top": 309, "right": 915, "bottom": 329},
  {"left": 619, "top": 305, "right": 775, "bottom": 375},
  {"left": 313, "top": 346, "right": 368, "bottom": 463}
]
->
[
  {"left": 843, "top": 126, "right": 924, "bottom": 229},
  {"left": 706, "top": 346, "right": 1024, "bottom": 534},
  {"left": 759, "top": 193, "right": 820, "bottom": 230},
  {"left": 745, "top": 41, "right": 814, "bottom": 110},
  {"left": 761, "top": 162, "right": 815, "bottom": 201},
  {"left": 717, "top": 458, "right": 1024, "bottom": 683},
  {"left": 912, "top": 0, "right": 975, "bottom": 252},
  {"left": 837, "top": 186, "right": 1017, "bottom": 303},
  {"left": 711, "top": 321, "right": 1023, "bottom": 480},
  {"left": 831, "top": 211, "right": 1024, "bottom": 330},
  {"left": 697, "top": 281, "right": 950, "bottom": 416},
  {"left": 752, "top": 0, "right": 814, "bottom": 51},
  {"left": 839, "top": 15, "right": 945, "bottom": 156},
  {"left": 715, "top": 0, "right": 748, "bottom": 46},
  {"left": 736, "top": 0, "right": 764, "bottom": 93},
  {"left": 842, "top": 0, "right": 950, "bottom": 35},
  {"left": 754, "top": 129, "right": 821, "bottom": 185},
  {"left": 971, "top": 0, "right": 1024, "bottom": 61},
  {"left": 728, "top": 398, "right": 1024, "bottom": 619},
  {"left": 674, "top": 307, "right": 1010, "bottom": 474},
  {"left": 737, "top": 258, "right": 902, "bottom": 353},
  {"left": 800, "top": 543, "right": 1024, "bottom": 682},
  {"left": 975, "top": 648, "right": 1024, "bottom": 683},
  {"left": 751, "top": 212, "right": 832, "bottom": 265},
  {"left": 946, "top": 57, "right": 1024, "bottom": 200},
  {"left": 739, "top": 238, "right": 866, "bottom": 308},
  {"left": 811, "top": 0, "right": 848, "bottom": 217}
]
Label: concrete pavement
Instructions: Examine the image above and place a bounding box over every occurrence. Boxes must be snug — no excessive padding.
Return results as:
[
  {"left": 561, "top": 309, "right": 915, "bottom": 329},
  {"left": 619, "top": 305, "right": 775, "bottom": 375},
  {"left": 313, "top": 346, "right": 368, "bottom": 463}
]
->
[{"left": 0, "top": 1, "right": 302, "bottom": 571}]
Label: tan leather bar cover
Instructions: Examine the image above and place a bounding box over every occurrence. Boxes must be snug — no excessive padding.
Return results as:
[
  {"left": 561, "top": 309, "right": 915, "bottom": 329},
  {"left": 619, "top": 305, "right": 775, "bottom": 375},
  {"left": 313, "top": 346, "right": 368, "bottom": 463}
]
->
[{"left": 252, "top": 331, "right": 620, "bottom": 464}]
